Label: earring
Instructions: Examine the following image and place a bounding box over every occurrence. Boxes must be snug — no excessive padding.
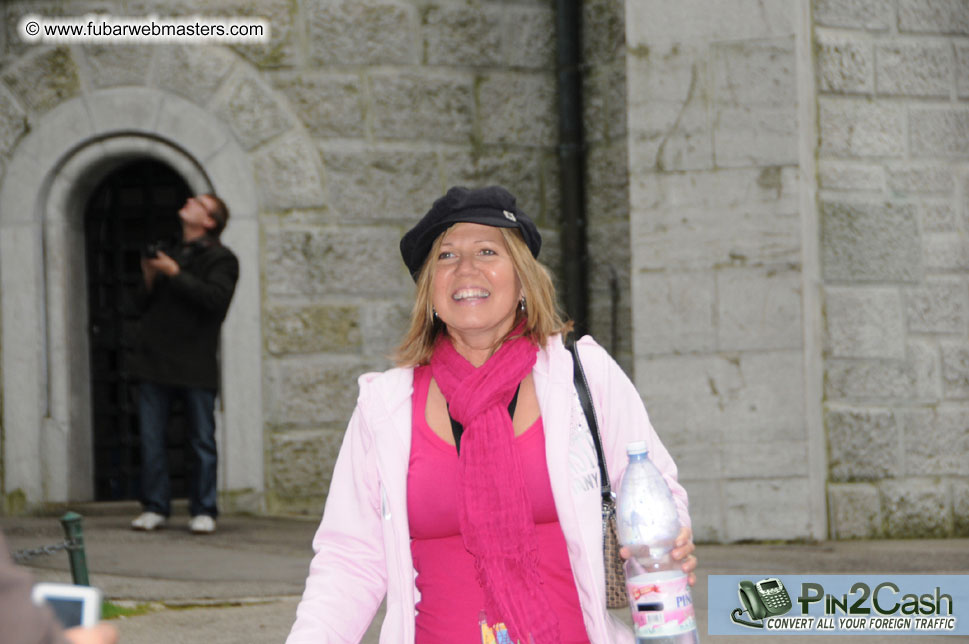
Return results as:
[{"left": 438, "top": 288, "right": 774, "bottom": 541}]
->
[
  {"left": 432, "top": 307, "right": 439, "bottom": 320},
  {"left": 519, "top": 296, "right": 527, "bottom": 312}
]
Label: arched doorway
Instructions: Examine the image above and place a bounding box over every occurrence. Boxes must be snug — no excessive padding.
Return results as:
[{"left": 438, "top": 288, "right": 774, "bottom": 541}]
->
[
  {"left": 2, "top": 90, "right": 264, "bottom": 513},
  {"left": 84, "top": 159, "right": 192, "bottom": 501}
]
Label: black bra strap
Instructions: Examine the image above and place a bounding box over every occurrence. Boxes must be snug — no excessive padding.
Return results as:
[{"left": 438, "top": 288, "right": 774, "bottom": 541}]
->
[{"left": 448, "top": 384, "right": 521, "bottom": 454}]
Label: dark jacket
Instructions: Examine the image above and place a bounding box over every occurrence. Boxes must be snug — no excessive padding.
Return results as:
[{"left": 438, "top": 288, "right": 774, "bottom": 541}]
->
[{"left": 131, "top": 236, "right": 239, "bottom": 389}]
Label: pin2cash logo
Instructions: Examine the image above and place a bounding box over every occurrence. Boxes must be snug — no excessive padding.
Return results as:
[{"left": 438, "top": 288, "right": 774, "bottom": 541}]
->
[{"left": 730, "top": 577, "right": 956, "bottom": 632}]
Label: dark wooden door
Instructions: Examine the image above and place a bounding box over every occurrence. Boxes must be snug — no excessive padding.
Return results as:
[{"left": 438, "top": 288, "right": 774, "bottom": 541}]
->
[{"left": 85, "top": 159, "right": 192, "bottom": 501}]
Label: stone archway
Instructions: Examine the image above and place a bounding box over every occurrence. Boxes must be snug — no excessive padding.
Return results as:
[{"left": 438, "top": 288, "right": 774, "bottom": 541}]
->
[{"left": 0, "top": 88, "right": 264, "bottom": 511}]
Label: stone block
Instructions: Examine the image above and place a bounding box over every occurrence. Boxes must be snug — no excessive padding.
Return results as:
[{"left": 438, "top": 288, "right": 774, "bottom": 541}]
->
[
  {"left": 717, "top": 268, "right": 802, "bottom": 352},
  {"left": 721, "top": 440, "right": 810, "bottom": 479},
  {"left": 637, "top": 355, "right": 803, "bottom": 448},
  {"left": 441, "top": 147, "right": 545, "bottom": 223},
  {"left": 627, "top": 46, "right": 713, "bottom": 172},
  {"left": 252, "top": 132, "right": 326, "bottom": 209},
  {"left": 958, "top": 44, "right": 969, "bottom": 98},
  {"left": 824, "top": 287, "right": 906, "bottom": 359},
  {"left": 582, "top": 0, "right": 626, "bottom": 66},
  {"left": 268, "top": 428, "right": 344, "bottom": 499},
  {"left": 677, "top": 479, "right": 724, "bottom": 543},
  {"left": 818, "top": 161, "right": 883, "bottom": 191},
  {"left": 153, "top": 45, "right": 236, "bottom": 105},
  {"left": 953, "top": 479, "right": 969, "bottom": 535},
  {"left": 78, "top": 45, "right": 152, "bottom": 88},
  {"left": 911, "top": 107, "right": 969, "bottom": 157},
  {"left": 898, "top": 0, "right": 969, "bottom": 35},
  {"left": 941, "top": 340, "right": 969, "bottom": 398},
  {"left": 213, "top": 72, "right": 294, "bottom": 150},
  {"left": 268, "top": 356, "right": 377, "bottom": 425},
  {"left": 636, "top": 354, "right": 737, "bottom": 445},
  {"left": 826, "top": 407, "right": 900, "bottom": 481},
  {"left": 925, "top": 196, "right": 961, "bottom": 230},
  {"left": 900, "top": 408, "right": 969, "bottom": 476},
  {"left": 887, "top": 163, "right": 954, "bottom": 195},
  {"left": 724, "top": 479, "right": 813, "bottom": 541},
  {"left": 371, "top": 70, "right": 473, "bottom": 143},
  {"left": 816, "top": 32, "right": 874, "bottom": 94},
  {"left": 814, "top": 0, "right": 892, "bottom": 30},
  {"left": 1, "top": 46, "right": 80, "bottom": 115},
  {"left": 821, "top": 200, "right": 921, "bottom": 283},
  {"left": 627, "top": 0, "right": 794, "bottom": 46},
  {"left": 0, "top": 85, "right": 27, "bottom": 157},
  {"left": 828, "top": 482, "right": 882, "bottom": 538},
  {"left": 634, "top": 271, "right": 716, "bottom": 355},
  {"left": 307, "top": 0, "right": 417, "bottom": 65},
  {"left": 633, "top": 173, "right": 800, "bottom": 271},
  {"left": 713, "top": 107, "right": 798, "bottom": 167},
  {"left": 904, "top": 277, "right": 968, "bottom": 333},
  {"left": 825, "top": 360, "right": 912, "bottom": 401},
  {"left": 227, "top": 0, "right": 301, "bottom": 69},
  {"left": 479, "top": 72, "right": 556, "bottom": 146},
  {"left": 502, "top": 6, "right": 555, "bottom": 70},
  {"left": 424, "top": 5, "right": 502, "bottom": 66},
  {"left": 712, "top": 38, "right": 796, "bottom": 108},
  {"left": 818, "top": 98, "right": 906, "bottom": 158},
  {"left": 274, "top": 73, "right": 364, "bottom": 139},
  {"left": 264, "top": 225, "right": 411, "bottom": 297},
  {"left": 923, "top": 233, "right": 969, "bottom": 271},
  {"left": 825, "top": 339, "right": 939, "bottom": 402},
  {"left": 583, "top": 61, "right": 627, "bottom": 144},
  {"left": 320, "top": 143, "right": 440, "bottom": 223},
  {"left": 876, "top": 41, "right": 952, "bottom": 97},
  {"left": 265, "top": 304, "right": 361, "bottom": 356},
  {"left": 360, "top": 300, "right": 412, "bottom": 361},
  {"left": 880, "top": 478, "right": 953, "bottom": 538}
]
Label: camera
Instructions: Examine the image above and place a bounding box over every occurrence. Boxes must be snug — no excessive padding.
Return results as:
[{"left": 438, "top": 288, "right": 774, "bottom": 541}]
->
[{"left": 141, "top": 241, "right": 166, "bottom": 258}]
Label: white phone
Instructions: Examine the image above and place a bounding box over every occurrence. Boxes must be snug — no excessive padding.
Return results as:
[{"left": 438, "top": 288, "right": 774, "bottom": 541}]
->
[{"left": 31, "top": 582, "right": 102, "bottom": 628}]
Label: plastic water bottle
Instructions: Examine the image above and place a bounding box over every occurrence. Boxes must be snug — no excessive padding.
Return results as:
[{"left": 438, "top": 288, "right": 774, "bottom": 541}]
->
[{"left": 617, "top": 441, "right": 699, "bottom": 643}]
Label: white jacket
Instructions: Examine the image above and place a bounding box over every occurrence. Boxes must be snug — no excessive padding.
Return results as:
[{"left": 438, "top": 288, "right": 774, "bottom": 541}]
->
[{"left": 287, "top": 334, "right": 691, "bottom": 643}]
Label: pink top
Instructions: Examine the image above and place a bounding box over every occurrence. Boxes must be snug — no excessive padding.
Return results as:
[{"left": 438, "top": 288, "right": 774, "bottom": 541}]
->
[{"left": 407, "top": 365, "right": 590, "bottom": 644}]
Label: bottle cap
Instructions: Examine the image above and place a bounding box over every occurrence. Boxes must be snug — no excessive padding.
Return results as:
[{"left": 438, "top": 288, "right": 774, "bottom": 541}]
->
[{"left": 626, "top": 440, "right": 648, "bottom": 456}]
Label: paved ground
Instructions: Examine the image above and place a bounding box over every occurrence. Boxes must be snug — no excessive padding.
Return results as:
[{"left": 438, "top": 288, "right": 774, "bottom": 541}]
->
[{"left": 3, "top": 502, "right": 967, "bottom": 643}]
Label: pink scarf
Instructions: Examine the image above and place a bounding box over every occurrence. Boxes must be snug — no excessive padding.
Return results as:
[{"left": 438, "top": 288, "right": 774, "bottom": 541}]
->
[{"left": 430, "top": 331, "right": 560, "bottom": 644}]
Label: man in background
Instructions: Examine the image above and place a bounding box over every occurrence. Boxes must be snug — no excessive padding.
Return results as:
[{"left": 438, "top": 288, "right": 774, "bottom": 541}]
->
[{"left": 129, "top": 194, "right": 239, "bottom": 535}]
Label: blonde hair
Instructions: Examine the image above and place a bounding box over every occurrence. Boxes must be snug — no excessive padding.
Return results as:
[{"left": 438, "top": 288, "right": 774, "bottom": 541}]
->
[{"left": 393, "top": 227, "right": 572, "bottom": 366}]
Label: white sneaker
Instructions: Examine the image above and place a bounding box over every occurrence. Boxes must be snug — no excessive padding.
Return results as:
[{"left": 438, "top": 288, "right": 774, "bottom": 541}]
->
[
  {"left": 189, "top": 515, "right": 216, "bottom": 534},
  {"left": 131, "top": 511, "right": 166, "bottom": 531}
]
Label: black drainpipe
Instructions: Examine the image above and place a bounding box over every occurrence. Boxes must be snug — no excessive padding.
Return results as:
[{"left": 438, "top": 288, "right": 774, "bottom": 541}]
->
[{"left": 554, "top": 0, "right": 589, "bottom": 337}]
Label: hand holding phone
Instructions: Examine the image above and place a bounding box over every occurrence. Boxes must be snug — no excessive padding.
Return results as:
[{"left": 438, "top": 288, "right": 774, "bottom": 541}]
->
[{"left": 31, "top": 582, "right": 102, "bottom": 628}]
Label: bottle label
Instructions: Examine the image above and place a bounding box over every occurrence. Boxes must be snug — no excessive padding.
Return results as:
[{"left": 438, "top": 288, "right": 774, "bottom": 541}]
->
[{"left": 626, "top": 569, "right": 697, "bottom": 637}]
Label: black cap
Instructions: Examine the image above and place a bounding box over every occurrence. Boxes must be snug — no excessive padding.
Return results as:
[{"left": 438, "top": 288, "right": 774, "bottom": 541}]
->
[{"left": 400, "top": 186, "right": 541, "bottom": 280}]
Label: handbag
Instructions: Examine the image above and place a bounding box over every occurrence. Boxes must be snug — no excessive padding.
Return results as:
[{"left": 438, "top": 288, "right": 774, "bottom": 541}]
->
[{"left": 565, "top": 334, "right": 627, "bottom": 609}]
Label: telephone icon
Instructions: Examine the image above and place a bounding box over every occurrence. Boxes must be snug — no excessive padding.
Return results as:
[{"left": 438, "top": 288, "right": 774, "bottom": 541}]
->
[{"left": 730, "top": 577, "right": 792, "bottom": 628}]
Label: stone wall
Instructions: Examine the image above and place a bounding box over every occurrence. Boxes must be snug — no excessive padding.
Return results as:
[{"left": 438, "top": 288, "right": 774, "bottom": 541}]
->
[
  {"left": 0, "top": 0, "right": 564, "bottom": 515},
  {"left": 258, "top": 0, "right": 563, "bottom": 514},
  {"left": 625, "top": 1, "right": 819, "bottom": 542},
  {"left": 817, "top": 0, "right": 969, "bottom": 538}
]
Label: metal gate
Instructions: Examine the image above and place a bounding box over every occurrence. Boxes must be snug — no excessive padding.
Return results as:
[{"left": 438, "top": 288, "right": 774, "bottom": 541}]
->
[{"left": 85, "top": 159, "right": 192, "bottom": 501}]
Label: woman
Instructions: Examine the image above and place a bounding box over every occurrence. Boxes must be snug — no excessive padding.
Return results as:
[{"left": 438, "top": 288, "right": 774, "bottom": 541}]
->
[{"left": 286, "top": 186, "right": 696, "bottom": 644}]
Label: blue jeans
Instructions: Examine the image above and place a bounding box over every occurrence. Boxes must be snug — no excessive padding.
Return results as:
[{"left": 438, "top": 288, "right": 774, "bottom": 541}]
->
[{"left": 138, "top": 381, "right": 218, "bottom": 518}]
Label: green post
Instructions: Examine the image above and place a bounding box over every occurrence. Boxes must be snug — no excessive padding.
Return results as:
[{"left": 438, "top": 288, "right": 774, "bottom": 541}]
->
[{"left": 59, "top": 511, "right": 90, "bottom": 586}]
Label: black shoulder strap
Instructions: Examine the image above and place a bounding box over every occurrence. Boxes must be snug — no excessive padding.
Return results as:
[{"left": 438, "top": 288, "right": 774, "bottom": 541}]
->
[
  {"left": 448, "top": 384, "right": 520, "bottom": 454},
  {"left": 565, "top": 333, "right": 612, "bottom": 503}
]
